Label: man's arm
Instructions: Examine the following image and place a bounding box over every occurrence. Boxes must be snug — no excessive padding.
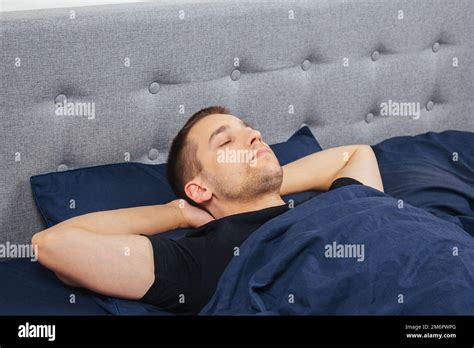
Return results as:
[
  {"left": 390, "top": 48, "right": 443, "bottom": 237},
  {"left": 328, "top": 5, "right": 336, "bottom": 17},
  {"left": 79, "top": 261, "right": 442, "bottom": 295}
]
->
[
  {"left": 280, "top": 145, "right": 384, "bottom": 195},
  {"left": 31, "top": 198, "right": 214, "bottom": 294},
  {"left": 48, "top": 199, "right": 214, "bottom": 237}
]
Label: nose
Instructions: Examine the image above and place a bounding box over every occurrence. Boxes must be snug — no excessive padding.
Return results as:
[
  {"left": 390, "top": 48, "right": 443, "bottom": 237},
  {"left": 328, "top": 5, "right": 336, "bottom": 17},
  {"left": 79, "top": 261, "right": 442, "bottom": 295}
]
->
[{"left": 247, "top": 127, "right": 263, "bottom": 147}]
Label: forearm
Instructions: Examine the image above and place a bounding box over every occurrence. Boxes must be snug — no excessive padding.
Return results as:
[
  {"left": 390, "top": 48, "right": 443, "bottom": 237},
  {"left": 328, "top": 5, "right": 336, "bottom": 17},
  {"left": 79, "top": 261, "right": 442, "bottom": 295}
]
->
[
  {"left": 56, "top": 201, "right": 185, "bottom": 236},
  {"left": 280, "top": 145, "right": 384, "bottom": 194}
]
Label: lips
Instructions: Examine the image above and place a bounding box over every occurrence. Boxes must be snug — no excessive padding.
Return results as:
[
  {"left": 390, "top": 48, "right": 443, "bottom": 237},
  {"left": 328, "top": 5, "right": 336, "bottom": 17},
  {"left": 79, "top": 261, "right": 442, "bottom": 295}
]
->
[
  {"left": 256, "top": 148, "right": 270, "bottom": 158},
  {"left": 253, "top": 147, "right": 270, "bottom": 160}
]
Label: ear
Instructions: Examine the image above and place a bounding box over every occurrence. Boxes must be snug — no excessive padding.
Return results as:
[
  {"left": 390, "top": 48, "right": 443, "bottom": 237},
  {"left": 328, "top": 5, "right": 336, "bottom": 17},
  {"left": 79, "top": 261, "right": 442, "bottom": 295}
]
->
[{"left": 184, "top": 177, "right": 212, "bottom": 205}]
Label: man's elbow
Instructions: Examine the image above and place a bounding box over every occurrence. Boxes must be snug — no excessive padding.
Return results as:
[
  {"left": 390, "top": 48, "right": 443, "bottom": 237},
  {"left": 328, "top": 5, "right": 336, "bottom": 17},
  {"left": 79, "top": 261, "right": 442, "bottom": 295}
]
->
[
  {"left": 32, "top": 230, "right": 48, "bottom": 251},
  {"left": 354, "top": 144, "right": 373, "bottom": 155},
  {"left": 347, "top": 145, "right": 375, "bottom": 162},
  {"left": 32, "top": 230, "right": 49, "bottom": 262},
  {"left": 31, "top": 227, "right": 63, "bottom": 266}
]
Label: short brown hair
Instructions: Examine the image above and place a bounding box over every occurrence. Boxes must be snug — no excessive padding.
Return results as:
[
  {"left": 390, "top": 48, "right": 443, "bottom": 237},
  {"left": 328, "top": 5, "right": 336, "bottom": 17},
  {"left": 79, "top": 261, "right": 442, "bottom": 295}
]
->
[{"left": 167, "top": 105, "right": 231, "bottom": 206}]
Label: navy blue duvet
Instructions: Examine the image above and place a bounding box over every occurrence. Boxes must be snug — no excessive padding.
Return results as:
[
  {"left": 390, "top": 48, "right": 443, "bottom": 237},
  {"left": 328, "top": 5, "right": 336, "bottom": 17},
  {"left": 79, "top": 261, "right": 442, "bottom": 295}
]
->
[{"left": 201, "top": 184, "right": 474, "bottom": 315}]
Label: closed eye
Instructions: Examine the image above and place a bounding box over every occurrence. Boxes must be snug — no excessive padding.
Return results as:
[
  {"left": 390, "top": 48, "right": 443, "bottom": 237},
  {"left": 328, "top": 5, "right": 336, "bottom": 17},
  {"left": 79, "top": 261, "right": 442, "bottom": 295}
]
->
[{"left": 219, "top": 140, "right": 231, "bottom": 147}]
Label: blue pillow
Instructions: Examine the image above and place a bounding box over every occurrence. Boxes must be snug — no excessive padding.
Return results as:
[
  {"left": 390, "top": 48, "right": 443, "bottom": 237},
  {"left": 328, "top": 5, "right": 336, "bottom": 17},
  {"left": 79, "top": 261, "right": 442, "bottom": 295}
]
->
[
  {"left": 372, "top": 130, "right": 474, "bottom": 236},
  {"left": 30, "top": 125, "right": 322, "bottom": 230}
]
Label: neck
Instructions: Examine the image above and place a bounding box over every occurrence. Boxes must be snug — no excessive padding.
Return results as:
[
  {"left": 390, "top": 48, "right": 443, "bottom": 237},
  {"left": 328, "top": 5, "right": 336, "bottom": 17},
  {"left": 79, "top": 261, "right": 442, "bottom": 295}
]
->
[{"left": 209, "top": 193, "right": 286, "bottom": 220}]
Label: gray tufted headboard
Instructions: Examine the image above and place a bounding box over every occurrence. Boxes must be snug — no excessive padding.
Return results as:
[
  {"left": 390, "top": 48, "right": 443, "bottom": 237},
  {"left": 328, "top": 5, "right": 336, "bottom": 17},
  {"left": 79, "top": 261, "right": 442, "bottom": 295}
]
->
[{"left": 1, "top": 0, "right": 473, "bottom": 247}]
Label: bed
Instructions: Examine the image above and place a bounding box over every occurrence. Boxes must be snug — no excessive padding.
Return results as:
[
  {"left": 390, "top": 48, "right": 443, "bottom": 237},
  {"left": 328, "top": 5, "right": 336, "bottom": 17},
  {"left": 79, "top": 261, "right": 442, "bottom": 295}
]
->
[{"left": 0, "top": 0, "right": 473, "bottom": 315}]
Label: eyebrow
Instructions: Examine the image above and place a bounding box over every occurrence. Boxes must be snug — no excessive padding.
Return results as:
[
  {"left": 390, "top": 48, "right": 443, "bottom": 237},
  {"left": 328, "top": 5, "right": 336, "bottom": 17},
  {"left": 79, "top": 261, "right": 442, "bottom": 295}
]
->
[{"left": 208, "top": 119, "right": 250, "bottom": 146}]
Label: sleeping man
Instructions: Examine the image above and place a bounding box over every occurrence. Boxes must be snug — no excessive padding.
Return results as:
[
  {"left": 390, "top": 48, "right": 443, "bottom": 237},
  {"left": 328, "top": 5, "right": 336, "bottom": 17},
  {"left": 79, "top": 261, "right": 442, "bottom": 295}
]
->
[{"left": 32, "top": 106, "right": 384, "bottom": 314}]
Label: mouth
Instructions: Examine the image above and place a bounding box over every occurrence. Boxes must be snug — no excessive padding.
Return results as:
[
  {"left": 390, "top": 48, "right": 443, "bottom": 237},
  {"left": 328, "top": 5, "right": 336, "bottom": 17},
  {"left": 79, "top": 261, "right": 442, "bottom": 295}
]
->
[{"left": 253, "top": 147, "right": 271, "bottom": 160}]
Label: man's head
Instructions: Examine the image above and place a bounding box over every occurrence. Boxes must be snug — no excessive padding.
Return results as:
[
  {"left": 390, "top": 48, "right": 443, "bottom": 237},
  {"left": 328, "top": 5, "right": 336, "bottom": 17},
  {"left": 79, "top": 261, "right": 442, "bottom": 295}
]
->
[{"left": 167, "top": 106, "right": 283, "bottom": 217}]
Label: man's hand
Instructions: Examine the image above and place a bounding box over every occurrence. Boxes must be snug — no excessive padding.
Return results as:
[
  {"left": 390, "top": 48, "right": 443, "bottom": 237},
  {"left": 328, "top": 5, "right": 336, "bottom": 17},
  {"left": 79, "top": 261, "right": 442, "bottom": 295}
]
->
[{"left": 168, "top": 199, "right": 215, "bottom": 229}]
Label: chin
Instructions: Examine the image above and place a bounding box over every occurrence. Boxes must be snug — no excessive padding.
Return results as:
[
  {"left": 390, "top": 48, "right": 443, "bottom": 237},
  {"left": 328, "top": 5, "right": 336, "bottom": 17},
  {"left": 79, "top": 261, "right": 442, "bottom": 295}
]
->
[{"left": 256, "top": 167, "right": 283, "bottom": 188}]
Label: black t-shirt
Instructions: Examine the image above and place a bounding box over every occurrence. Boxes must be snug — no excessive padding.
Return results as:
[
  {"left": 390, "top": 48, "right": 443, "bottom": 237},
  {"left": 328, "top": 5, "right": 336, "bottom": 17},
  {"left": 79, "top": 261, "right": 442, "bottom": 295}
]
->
[{"left": 140, "top": 177, "right": 362, "bottom": 314}]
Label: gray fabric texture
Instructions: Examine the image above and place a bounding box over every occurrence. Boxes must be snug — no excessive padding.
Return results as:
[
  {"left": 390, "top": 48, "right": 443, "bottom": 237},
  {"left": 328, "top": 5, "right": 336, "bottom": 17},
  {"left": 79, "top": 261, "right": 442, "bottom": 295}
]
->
[{"left": 0, "top": 0, "right": 473, "bottom": 247}]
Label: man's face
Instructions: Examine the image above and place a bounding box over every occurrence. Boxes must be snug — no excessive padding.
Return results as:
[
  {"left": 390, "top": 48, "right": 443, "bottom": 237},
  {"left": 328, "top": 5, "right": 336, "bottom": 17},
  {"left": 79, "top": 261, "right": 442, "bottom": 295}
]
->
[{"left": 186, "top": 113, "right": 283, "bottom": 203}]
